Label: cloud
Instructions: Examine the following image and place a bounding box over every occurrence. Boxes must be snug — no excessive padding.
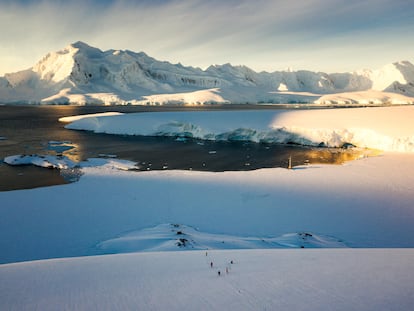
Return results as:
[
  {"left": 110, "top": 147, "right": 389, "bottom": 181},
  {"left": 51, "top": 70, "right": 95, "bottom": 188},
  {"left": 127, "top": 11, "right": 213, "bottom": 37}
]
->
[{"left": 0, "top": 0, "right": 413, "bottom": 75}]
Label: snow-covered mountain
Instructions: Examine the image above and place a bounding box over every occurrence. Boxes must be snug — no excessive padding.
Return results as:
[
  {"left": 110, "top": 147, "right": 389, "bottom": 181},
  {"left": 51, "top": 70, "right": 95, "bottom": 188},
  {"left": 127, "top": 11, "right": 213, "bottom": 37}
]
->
[{"left": 1, "top": 41, "right": 414, "bottom": 105}]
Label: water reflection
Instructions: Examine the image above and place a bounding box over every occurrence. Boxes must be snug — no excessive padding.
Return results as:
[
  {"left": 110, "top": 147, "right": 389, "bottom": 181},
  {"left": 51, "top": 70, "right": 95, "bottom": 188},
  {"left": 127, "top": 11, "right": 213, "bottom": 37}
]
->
[
  {"left": 47, "top": 140, "right": 80, "bottom": 162},
  {"left": 295, "top": 147, "right": 379, "bottom": 167}
]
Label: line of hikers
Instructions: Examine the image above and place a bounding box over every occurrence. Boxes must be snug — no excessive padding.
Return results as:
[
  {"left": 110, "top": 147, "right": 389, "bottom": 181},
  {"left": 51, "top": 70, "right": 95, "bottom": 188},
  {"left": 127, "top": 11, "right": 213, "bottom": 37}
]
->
[{"left": 206, "top": 251, "right": 234, "bottom": 276}]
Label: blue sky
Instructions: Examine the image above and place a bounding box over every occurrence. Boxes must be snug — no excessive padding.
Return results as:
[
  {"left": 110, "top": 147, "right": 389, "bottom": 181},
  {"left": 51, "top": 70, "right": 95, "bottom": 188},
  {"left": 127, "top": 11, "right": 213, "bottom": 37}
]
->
[{"left": 1, "top": 0, "right": 413, "bottom": 75}]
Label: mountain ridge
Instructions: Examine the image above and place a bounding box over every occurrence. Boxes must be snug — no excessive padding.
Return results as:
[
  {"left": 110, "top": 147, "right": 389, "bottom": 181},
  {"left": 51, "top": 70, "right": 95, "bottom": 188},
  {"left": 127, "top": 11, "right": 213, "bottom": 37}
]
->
[{"left": 1, "top": 41, "right": 413, "bottom": 105}]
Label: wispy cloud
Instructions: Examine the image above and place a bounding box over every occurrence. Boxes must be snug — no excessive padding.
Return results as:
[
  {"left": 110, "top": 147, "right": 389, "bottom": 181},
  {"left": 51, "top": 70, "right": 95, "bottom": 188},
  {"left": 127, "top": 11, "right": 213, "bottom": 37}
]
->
[{"left": 0, "top": 0, "right": 413, "bottom": 75}]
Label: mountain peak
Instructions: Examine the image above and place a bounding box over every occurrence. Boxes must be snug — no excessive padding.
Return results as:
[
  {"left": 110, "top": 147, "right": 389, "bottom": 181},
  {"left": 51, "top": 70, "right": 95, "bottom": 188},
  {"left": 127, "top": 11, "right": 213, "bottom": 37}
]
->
[
  {"left": 65, "top": 41, "right": 103, "bottom": 59},
  {"left": 393, "top": 60, "right": 413, "bottom": 67},
  {"left": 70, "top": 41, "right": 95, "bottom": 50}
]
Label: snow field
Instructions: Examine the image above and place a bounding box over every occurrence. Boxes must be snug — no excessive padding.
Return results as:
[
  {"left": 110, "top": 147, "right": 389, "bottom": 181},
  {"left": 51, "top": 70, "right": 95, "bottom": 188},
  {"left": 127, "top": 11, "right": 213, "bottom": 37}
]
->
[
  {"left": 314, "top": 90, "right": 414, "bottom": 105},
  {"left": 1, "top": 249, "right": 414, "bottom": 311}
]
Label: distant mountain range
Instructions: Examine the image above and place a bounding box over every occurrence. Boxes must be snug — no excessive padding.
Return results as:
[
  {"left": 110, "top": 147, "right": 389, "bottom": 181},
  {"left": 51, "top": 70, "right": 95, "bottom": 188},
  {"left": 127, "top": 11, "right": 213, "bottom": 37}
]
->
[{"left": 1, "top": 41, "right": 414, "bottom": 105}]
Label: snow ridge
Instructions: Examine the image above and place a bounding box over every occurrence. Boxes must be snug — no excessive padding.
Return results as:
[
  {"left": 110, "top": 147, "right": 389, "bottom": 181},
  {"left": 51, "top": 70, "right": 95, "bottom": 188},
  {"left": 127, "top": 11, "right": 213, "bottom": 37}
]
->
[
  {"left": 1, "top": 41, "right": 414, "bottom": 105},
  {"left": 96, "top": 223, "right": 347, "bottom": 254}
]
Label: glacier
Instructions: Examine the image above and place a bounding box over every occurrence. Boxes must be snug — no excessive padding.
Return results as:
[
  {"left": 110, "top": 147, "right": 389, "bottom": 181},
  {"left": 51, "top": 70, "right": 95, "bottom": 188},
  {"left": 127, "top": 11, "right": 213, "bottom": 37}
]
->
[
  {"left": 62, "top": 106, "right": 414, "bottom": 152},
  {"left": 1, "top": 41, "right": 414, "bottom": 105}
]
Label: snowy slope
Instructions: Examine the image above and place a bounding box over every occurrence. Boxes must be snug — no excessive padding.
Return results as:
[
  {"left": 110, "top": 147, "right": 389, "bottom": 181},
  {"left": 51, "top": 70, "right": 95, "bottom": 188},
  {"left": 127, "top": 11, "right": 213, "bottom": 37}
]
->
[
  {"left": 1, "top": 249, "right": 414, "bottom": 311},
  {"left": 314, "top": 90, "right": 414, "bottom": 105},
  {"left": 361, "top": 61, "right": 414, "bottom": 95},
  {"left": 0, "top": 41, "right": 414, "bottom": 104}
]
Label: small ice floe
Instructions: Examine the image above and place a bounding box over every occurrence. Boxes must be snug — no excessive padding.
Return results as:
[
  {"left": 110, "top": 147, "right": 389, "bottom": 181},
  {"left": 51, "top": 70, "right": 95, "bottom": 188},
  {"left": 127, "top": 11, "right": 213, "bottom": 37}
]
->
[
  {"left": 98, "top": 154, "right": 118, "bottom": 158},
  {"left": 58, "top": 112, "right": 124, "bottom": 123},
  {"left": 60, "top": 168, "right": 83, "bottom": 183},
  {"left": 4, "top": 154, "right": 77, "bottom": 169},
  {"left": 175, "top": 137, "right": 187, "bottom": 142},
  {"left": 48, "top": 140, "right": 71, "bottom": 144},
  {"left": 80, "top": 158, "right": 140, "bottom": 171},
  {"left": 208, "top": 150, "right": 217, "bottom": 154},
  {"left": 47, "top": 141, "right": 76, "bottom": 153}
]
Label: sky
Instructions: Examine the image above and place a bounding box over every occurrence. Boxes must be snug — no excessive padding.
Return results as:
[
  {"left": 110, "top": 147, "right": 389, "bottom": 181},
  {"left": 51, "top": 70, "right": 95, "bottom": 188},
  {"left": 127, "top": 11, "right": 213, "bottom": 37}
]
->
[{"left": 0, "top": 0, "right": 414, "bottom": 75}]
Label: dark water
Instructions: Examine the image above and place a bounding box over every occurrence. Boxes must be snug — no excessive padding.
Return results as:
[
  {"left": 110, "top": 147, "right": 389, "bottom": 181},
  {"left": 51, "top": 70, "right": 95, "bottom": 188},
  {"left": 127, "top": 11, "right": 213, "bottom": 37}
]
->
[{"left": 0, "top": 105, "right": 367, "bottom": 191}]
